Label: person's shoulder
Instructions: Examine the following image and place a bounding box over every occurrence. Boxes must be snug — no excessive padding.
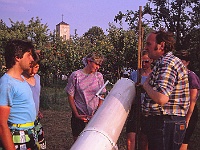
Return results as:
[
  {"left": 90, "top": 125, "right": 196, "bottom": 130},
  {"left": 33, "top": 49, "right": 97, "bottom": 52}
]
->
[
  {"left": 69, "top": 69, "right": 82, "bottom": 79},
  {"left": 188, "top": 70, "right": 200, "bottom": 88},
  {"left": 130, "top": 70, "right": 137, "bottom": 76},
  {"left": 0, "top": 74, "right": 13, "bottom": 90},
  {"left": 96, "top": 72, "right": 104, "bottom": 78},
  {"left": 162, "top": 52, "right": 176, "bottom": 63},
  {"left": 162, "top": 52, "right": 184, "bottom": 68},
  {"left": 130, "top": 70, "right": 137, "bottom": 74},
  {"left": 189, "top": 70, "right": 197, "bottom": 76},
  {"left": 70, "top": 70, "right": 79, "bottom": 76},
  {"left": 189, "top": 71, "right": 200, "bottom": 80},
  {"left": 0, "top": 73, "right": 10, "bottom": 84},
  {"left": 34, "top": 74, "right": 40, "bottom": 78},
  {"left": 96, "top": 71, "right": 103, "bottom": 75}
]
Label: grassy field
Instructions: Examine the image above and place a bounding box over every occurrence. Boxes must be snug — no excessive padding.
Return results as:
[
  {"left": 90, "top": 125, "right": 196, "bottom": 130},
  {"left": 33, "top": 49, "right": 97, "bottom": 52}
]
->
[{"left": 40, "top": 86, "right": 200, "bottom": 150}]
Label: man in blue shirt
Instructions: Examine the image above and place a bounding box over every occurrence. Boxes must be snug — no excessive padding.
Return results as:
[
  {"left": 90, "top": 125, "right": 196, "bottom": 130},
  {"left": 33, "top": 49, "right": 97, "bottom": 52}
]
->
[{"left": 0, "top": 40, "right": 37, "bottom": 150}]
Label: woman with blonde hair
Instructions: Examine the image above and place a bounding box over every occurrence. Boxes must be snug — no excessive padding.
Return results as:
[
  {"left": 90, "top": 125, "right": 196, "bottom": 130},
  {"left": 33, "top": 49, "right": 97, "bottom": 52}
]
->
[{"left": 65, "top": 52, "right": 106, "bottom": 141}]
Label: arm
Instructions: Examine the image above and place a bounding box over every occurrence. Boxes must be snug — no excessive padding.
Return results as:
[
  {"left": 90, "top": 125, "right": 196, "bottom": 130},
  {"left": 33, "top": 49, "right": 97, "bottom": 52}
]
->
[
  {"left": 185, "top": 89, "right": 198, "bottom": 126},
  {"left": 38, "top": 111, "right": 43, "bottom": 119},
  {"left": 0, "top": 106, "right": 15, "bottom": 150},
  {"left": 96, "top": 73, "right": 106, "bottom": 108},
  {"left": 143, "top": 77, "right": 169, "bottom": 105},
  {"left": 97, "top": 97, "right": 104, "bottom": 108},
  {"left": 67, "top": 94, "right": 87, "bottom": 122}
]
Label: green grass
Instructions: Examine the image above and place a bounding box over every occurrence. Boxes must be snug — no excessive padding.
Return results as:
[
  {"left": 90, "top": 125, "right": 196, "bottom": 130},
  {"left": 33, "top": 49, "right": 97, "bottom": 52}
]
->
[{"left": 40, "top": 85, "right": 69, "bottom": 111}]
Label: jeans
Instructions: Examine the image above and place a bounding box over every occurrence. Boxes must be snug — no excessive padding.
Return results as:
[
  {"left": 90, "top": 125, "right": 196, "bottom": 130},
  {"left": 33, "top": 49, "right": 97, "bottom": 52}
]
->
[{"left": 143, "top": 115, "right": 186, "bottom": 150}]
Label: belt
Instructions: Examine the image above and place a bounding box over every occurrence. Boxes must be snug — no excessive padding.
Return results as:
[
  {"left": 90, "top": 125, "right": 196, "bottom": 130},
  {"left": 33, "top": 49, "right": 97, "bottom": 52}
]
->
[
  {"left": 145, "top": 115, "right": 185, "bottom": 121},
  {"left": 12, "top": 122, "right": 34, "bottom": 128}
]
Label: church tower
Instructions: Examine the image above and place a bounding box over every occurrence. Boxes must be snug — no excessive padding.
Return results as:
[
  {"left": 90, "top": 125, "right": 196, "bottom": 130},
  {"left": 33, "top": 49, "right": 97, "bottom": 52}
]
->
[{"left": 56, "top": 15, "right": 70, "bottom": 40}]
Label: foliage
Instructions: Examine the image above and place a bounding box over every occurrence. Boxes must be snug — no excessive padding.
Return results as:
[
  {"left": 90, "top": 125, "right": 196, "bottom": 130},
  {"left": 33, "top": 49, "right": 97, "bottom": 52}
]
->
[
  {"left": 1, "top": 0, "right": 200, "bottom": 81},
  {"left": 114, "top": 0, "right": 200, "bottom": 76},
  {"left": 106, "top": 23, "right": 138, "bottom": 81}
]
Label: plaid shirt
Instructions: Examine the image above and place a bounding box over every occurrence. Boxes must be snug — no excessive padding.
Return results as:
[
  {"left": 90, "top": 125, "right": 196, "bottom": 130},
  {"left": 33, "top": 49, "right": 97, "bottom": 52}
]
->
[{"left": 142, "top": 52, "right": 190, "bottom": 116}]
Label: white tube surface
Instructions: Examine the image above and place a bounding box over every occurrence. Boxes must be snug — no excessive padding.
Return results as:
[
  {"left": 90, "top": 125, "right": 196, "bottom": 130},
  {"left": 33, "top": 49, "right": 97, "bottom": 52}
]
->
[{"left": 70, "top": 78, "right": 136, "bottom": 150}]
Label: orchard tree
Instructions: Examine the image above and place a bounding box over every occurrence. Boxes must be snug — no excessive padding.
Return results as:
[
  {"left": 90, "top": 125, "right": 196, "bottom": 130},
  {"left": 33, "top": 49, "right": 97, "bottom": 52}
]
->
[
  {"left": 106, "top": 23, "right": 138, "bottom": 81},
  {"left": 83, "top": 26, "right": 105, "bottom": 45},
  {"left": 27, "top": 17, "right": 50, "bottom": 50}
]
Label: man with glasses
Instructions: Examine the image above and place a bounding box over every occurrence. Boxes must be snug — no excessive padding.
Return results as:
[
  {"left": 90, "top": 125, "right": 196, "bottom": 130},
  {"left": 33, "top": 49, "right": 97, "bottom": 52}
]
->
[{"left": 126, "top": 50, "right": 152, "bottom": 150}]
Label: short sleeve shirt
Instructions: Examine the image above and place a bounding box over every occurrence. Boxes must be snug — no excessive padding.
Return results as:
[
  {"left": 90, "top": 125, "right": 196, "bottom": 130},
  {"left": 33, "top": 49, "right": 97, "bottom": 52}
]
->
[
  {"left": 130, "top": 70, "right": 148, "bottom": 103},
  {"left": 130, "top": 70, "right": 147, "bottom": 84},
  {"left": 142, "top": 52, "right": 190, "bottom": 116},
  {"left": 188, "top": 71, "right": 200, "bottom": 90},
  {"left": 0, "top": 73, "right": 36, "bottom": 129},
  {"left": 65, "top": 70, "right": 106, "bottom": 116},
  {"left": 188, "top": 71, "right": 200, "bottom": 101}
]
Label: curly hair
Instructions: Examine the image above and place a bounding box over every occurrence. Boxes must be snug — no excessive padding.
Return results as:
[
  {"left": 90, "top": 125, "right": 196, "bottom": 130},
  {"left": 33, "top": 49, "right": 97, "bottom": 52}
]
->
[
  {"left": 153, "top": 30, "right": 176, "bottom": 53},
  {"left": 82, "top": 52, "right": 105, "bottom": 66}
]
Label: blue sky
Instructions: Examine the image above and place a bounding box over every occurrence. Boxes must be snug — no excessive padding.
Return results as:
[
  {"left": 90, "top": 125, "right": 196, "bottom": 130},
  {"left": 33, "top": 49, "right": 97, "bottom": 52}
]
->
[{"left": 0, "top": 0, "right": 148, "bottom": 36}]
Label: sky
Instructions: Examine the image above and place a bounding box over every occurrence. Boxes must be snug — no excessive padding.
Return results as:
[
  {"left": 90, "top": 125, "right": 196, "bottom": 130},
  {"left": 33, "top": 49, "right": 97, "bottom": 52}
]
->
[{"left": 0, "top": 0, "right": 148, "bottom": 36}]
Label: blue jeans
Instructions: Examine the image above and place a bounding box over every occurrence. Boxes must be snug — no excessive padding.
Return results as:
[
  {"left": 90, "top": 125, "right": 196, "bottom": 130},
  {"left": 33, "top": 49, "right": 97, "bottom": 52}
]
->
[{"left": 142, "top": 115, "right": 186, "bottom": 150}]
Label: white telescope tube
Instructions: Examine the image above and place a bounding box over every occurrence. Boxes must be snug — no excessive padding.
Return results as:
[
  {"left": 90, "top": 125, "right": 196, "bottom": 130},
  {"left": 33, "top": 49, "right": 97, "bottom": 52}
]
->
[{"left": 70, "top": 78, "right": 136, "bottom": 150}]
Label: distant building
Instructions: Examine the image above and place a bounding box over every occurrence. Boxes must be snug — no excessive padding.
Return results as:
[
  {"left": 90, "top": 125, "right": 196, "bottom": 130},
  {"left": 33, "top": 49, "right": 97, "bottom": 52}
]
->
[{"left": 56, "top": 20, "right": 70, "bottom": 40}]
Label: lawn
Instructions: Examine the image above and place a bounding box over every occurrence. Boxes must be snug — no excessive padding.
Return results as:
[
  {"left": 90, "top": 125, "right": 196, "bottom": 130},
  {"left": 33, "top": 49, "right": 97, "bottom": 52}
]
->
[{"left": 40, "top": 86, "right": 200, "bottom": 150}]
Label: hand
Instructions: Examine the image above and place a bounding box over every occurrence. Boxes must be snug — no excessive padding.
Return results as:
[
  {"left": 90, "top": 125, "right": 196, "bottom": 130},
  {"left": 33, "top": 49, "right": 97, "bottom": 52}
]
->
[
  {"left": 38, "top": 111, "right": 43, "bottom": 119},
  {"left": 186, "top": 119, "right": 190, "bottom": 128},
  {"left": 86, "top": 115, "right": 92, "bottom": 121},
  {"left": 75, "top": 114, "right": 89, "bottom": 123}
]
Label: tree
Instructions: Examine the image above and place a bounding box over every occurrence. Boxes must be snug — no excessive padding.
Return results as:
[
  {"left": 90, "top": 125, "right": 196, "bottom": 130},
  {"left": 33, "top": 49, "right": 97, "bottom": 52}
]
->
[
  {"left": 115, "top": 0, "right": 200, "bottom": 49},
  {"left": 144, "top": 0, "right": 200, "bottom": 49},
  {"left": 114, "top": 0, "right": 200, "bottom": 75},
  {"left": 27, "top": 17, "right": 50, "bottom": 50},
  {"left": 106, "top": 23, "right": 138, "bottom": 81}
]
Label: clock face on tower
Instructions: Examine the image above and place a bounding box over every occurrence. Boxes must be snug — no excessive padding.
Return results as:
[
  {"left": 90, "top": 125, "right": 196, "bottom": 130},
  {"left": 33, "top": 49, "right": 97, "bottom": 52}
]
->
[{"left": 63, "top": 27, "right": 67, "bottom": 33}]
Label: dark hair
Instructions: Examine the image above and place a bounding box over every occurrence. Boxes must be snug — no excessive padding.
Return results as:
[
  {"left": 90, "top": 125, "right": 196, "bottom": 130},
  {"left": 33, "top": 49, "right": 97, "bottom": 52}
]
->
[
  {"left": 175, "top": 50, "right": 190, "bottom": 61},
  {"left": 4, "top": 39, "right": 35, "bottom": 69},
  {"left": 142, "top": 50, "right": 148, "bottom": 56},
  {"left": 153, "top": 30, "right": 175, "bottom": 53}
]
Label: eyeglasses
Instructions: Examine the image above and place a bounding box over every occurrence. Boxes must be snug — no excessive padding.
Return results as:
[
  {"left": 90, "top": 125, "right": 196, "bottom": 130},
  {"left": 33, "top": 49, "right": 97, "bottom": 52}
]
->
[
  {"left": 90, "top": 60, "right": 102, "bottom": 66},
  {"left": 142, "top": 60, "right": 150, "bottom": 63}
]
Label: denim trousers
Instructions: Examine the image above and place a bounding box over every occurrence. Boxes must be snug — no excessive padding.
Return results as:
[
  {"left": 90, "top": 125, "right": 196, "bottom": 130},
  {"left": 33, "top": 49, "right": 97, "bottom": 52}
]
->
[{"left": 143, "top": 115, "right": 186, "bottom": 150}]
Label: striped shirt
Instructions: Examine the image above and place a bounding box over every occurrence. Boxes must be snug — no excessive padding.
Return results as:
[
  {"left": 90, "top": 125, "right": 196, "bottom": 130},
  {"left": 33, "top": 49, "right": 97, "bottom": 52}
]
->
[{"left": 142, "top": 52, "right": 190, "bottom": 116}]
